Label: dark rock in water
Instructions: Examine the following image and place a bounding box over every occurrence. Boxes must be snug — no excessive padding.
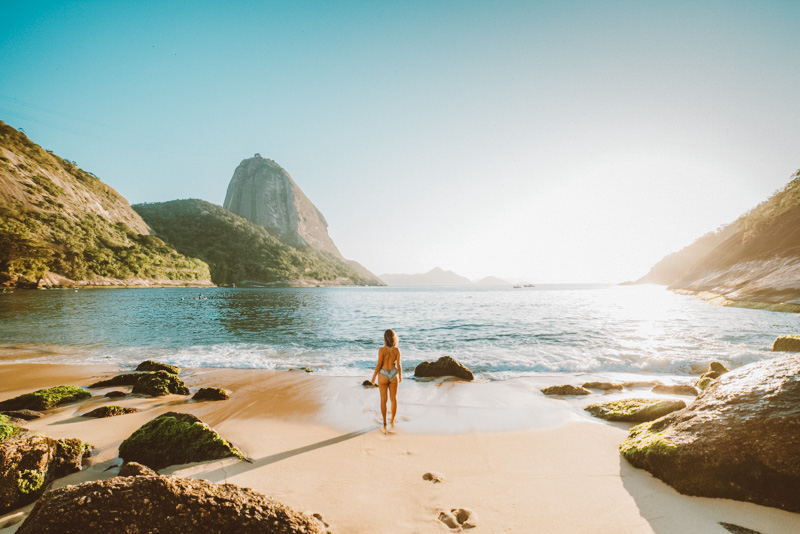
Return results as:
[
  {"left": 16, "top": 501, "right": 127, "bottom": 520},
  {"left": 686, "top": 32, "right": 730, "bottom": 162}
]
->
[
  {"left": 132, "top": 371, "right": 190, "bottom": 397},
  {"left": 362, "top": 380, "right": 376, "bottom": 388},
  {"left": 192, "top": 387, "right": 229, "bottom": 401},
  {"left": 696, "top": 361, "right": 730, "bottom": 390},
  {"left": 119, "top": 412, "right": 243, "bottom": 470},
  {"left": 772, "top": 335, "right": 800, "bottom": 352},
  {"left": 414, "top": 356, "right": 474, "bottom": 381},
  {"left": 541, "top": 385, "right": 591, "bottom": 396},
  {"left": 0, "top": 386, "right": 91, "bottom": 411},
  {"left": 719, "top": 522, "right": 763, "bottom": 534},
  {"left": 16, "top": 475, "right": 329, "bottom": 534},
  {"left": 118, "top": 461, "right": 157, "bottom": 477},
  {"left": 103, "top": 390, "right": 126, "bottom": 398},
  {"left": 620, "top": 354, "right": 800, "bottom": 512},
  {"left": 0, "top": 436, "right": 90, "bottom": 514},
  {"left": 90, "top": 372, "right": 146, "bottom": 388},
  {"left": 82, "top": 406, "right": 140, "bottom": 418},
  {"left": 582, "top": 381, "right": 624, "bottom": 391},
  {"left": 585, "top": 398, "right": 686, "bottom": 423},
  {"left": 1, "top": 409, "right": 44, "bottom": 421},
  {"left": 623, "top": 381, "right": 662, "bottom": 389},
  {"left": 136, "top": 360, "right": 181, "bottom": 374},
  {"left": 651, "top": 384, "right": 698, "bottom": 396}
]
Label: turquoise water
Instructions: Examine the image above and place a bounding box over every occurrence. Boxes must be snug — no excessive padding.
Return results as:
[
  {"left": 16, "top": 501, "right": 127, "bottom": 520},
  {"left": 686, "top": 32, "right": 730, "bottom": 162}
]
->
[{"left": 0, "top": 285, "right": 796, "bottom": 378}]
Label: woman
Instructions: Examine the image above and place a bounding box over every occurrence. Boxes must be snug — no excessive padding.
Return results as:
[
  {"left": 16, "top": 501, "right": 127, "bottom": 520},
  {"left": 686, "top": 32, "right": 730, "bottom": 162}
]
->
[{"left": 371, "top": 329, "right": 401, "bottom": 433}]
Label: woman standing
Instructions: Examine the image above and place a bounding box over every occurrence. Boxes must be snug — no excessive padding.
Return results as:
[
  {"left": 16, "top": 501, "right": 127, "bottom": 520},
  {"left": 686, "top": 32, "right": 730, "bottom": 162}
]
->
[{"left": 371, "top": 329, "right": 401, "bottom": 432}]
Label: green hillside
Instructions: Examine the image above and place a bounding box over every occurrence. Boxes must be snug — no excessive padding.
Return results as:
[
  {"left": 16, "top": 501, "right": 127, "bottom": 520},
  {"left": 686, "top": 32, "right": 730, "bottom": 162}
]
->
[{"left": 133, "top": 199, "right": 384, "bottom": 286}]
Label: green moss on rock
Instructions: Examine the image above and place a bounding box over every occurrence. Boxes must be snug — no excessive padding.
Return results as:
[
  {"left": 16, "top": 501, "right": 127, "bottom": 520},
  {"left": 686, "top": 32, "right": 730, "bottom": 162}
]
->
[
  {"left": 585, "top": 398, "right": 686, "bottom": 423},
  {"left": 135, "top": 360, "right": 180, "bottom": 375},
  {"left": 619, "top": 419, "right": 685, "bottom": 464},
  {"left": 192, "top": 388, "right": 229, "bottom": 401},
  {"left": 131, "top": 371, "right": 189, "bottom": 397},
  {"left": 0, "top": 385, "right": 91, "bottom": 411},
  {"left": 83, "top": 406, "right": 140, "bottom": 418},
  {"left": 17, "top": 469, "right": 45, "bottom": 495},
  {"left": 0, "top": 414, "right": 21, "bottom": 441},
  {"left": 119, "top": 412, "right": 243, "bottom": 470}
]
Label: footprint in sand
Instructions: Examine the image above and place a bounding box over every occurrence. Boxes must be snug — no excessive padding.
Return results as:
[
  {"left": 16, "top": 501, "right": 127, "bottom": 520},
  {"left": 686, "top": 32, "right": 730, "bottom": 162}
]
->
[{"left": 438, "top": 508, "right": 477, "bottom": 531}]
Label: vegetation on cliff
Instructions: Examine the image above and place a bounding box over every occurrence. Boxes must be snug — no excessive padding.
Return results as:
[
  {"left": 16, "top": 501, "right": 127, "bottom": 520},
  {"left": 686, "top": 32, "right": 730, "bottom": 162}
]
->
[{"left": 134, "top": 199, "right": 384, "bottom": 286}]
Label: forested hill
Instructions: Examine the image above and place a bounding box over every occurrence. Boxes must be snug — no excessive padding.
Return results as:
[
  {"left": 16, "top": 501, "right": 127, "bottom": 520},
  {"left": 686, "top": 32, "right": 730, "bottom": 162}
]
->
[
  {"left": 0, "top": 121, "right": 210, "bottom": 286},
  {"left": 636, "top": 169, "right": 800, "bottom": 310},
  {"left": 134, "top": 199, "right": 385, "bottom": 287}
]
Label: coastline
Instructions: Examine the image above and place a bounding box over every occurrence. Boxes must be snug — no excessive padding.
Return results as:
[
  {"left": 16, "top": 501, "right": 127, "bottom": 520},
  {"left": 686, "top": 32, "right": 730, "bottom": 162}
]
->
[
  {"left": 1, "top": 362, "right": 798, "bottom": 533},
  {"left": 670, "top": 288, "right": 800, "bottom": 314}
]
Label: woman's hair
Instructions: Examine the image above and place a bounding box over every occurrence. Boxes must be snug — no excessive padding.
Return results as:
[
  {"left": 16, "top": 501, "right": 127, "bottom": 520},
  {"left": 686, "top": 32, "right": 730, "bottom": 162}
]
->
[{"left": 384, "top": 329, "right": 398, "bottom": 347}]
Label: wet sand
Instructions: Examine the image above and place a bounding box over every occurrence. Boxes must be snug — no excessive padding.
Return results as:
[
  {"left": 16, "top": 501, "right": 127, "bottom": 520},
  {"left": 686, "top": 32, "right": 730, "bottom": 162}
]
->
[{"left": 1, "top": 362, "right": 798, "bottom": 533}]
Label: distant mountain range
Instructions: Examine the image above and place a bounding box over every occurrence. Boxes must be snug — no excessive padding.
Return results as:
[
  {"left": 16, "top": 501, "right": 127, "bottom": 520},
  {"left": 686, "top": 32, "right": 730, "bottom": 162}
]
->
[
  {"left": 636, "top": 168, "right": 800, "bottom": 311},
  {"left": 379, "top": 267, "right": 510, "bottom": 286}
]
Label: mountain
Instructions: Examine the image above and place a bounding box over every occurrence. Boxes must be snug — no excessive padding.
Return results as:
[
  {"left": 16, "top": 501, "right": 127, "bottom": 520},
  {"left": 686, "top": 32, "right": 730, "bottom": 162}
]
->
[
  {"left": 475, "top": 276, "right": 511, "bottom": 286},
  {"left": 636, "top": 169, "right": 800, "bottom": 311},
  {"left": 223, "top": 155, "right": 343, "bottom": 258},
  {"left": 134, "top": 199, "right": 384, "bottom": 287},
  {"left": 380, "top": 267, "right": 488, "bottom": 286},
  {"left": 0, "top": 121, "right": 210, "bottom": 287}
]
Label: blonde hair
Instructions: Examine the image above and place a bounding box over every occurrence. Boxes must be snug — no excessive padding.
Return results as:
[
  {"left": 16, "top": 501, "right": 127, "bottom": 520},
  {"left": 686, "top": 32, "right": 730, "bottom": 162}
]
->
[{"left": 384, "top": 329, "right": 398, "bottom": 347}]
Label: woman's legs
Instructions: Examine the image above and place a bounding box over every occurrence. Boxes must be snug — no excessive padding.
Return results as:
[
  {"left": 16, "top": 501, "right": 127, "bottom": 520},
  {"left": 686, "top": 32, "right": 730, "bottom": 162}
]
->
[
  {"left": 378, "top": 382, "right": 389, "bottom": 429},
  {"left": 389, "top": 380, "right": 398, "bottom": 427}
]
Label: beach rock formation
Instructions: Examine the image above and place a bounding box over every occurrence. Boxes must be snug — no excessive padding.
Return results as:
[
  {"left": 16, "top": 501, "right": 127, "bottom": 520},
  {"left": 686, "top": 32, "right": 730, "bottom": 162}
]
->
[
  {"left": 82, "top": 406, "right": 140, "bottom": 418},
  {"left": 16, "top": 474, "right": 329, "bottom": 533},
  {"left": 136, "top": 360, "right": 181, "bottom": 374},
  {"left": 104, "top": 390, "right": 126, "bottom": 398},
  {"left": 414, "top": 356, "right": 474, "bottom": 381},
  {"left": 90, "top": 372, "right": 146, "bottom": 388},
  {"left": 651, "top": 384, "right": 698, "bottom": 396},
  {"left": 131, "top": 370, "right": 190, "bottom": 397},
  {"left": 0, "top": 436, "right": 90, "bottom": 514},
  {"left": 192, "top": 387, "right": 229, "bottom": 401},
  {"left": 118, "top": 461, "right": 157, "bottom": 477},
  {"left": 695, "top": 361, "right": 729, "bottom": 390},
  {"left": 0, "top": 414, "right": 22, "bottom": 441},
  {"left": 0, "top": 385, "right": 91, "bottom": 411},
  {"left": 541, "top": 385, "right": 591, "bottom": 396},
  {"left": 620, "top": 354, "right": 800, "bottom": 512},
  {"left": 582, "top": 381, "right": 624, "bottom": 391},
  {"left": 623, "top": 381, "right": 662, "bottom": 389},
  {"left": 1, "top": 409, "right": 43, "bottom": 420},
  {"left": 119, "top": 412, "right": 243, "bottom": 470},
  {"left": 773, "top": 335, "right": 800, "bottom": 352},
  {"left": 585, "top": 398, "right": 686, "bottom": 423},
  {"left": 223, "top": 155, "right": 343, "bottom": 258}
]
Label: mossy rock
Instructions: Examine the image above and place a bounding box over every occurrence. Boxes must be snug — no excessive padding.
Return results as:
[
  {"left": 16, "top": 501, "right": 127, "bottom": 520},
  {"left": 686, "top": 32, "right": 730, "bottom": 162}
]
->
[
  {"left": 541, "top": 385, "right": 591, "bottom": 396},
  {"left": 0, "top": 386, "right": 91, "bottom": 411},
  {"left": 772, "top": 335, "right": 800, "bottom": 352},
  {"left": 135, "top": 360, "right": 180, "bottom": 375},
  {"left": 90, "top": 372, "right": 148, "bottom": 388},
  {"left": 82, "top": 406, "right": 141, "bottom": 418},
  {"left": 582, "top": 381, "right": 624, "bottom": 391},
  {"left": 695, "top": 361, "right": 730, "bottom": 391},
  {"left": 586, "top": 398, "right": 686, "bottom": 423},
  {"left": 131, "top": 371, "right": 189, "bottom": 397},
  {"left": 0, "top": 414, "right": 21, "bottom": 441},
  {"left": 119, "top": 412, "right": 243, "bottom": 470},
  {"left": 1, "top": 409, "right": 44, "bottom": 420},
  {"left": 192, "top": 388, "right": 229, "bottom": 401},
  {"left": 619, "top": 418, "right": 685, "bottom": 467}
]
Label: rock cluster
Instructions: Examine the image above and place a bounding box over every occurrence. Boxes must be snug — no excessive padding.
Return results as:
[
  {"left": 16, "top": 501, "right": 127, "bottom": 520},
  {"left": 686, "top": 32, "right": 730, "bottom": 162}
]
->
[{"left": 414, "top": 356, "right": 474, "bottom": 381}]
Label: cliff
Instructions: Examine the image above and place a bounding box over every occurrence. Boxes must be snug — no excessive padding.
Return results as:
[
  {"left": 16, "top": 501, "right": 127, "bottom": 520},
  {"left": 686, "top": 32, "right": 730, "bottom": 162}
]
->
[
  {"left": 223, "top": 156, "right": 343, "bottom": 258},
  {"left": 0, "top": 121, "right": 211, "bottom": 286},
  {"left": 636, "top": 169, "right": 800, "bottom": 311}
]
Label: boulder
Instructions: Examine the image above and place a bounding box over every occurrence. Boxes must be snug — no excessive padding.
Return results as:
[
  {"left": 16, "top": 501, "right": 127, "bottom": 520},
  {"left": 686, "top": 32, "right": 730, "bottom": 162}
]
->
[
  {"left": 585, "top": 398, "right": 686, "bottom": 423},
  {"left": 0, "top": 436, "right": 90, "bottom": 514},
  {"left": 1, "top": 409, "right": 44, "bottom": 420},
  {"left": 16, "top": 475, "right": 329, "bottom": 533},
  {"left": 623, "top": 380, "right": 662, "bottom": 389},
  {"left": 541, "top": 385, "right": 591, "bottom": 396},
  {"left": 192, "top": 387, "right": 230, "bottom": 401},
  {"left": 414, "top": 356, "right": 474, "bottom": 381},
  {"left": 772, "top": 335, "right": 800, "bottom": 352},
  {"left": 582, "top": 381, "right": 624, "bottom": 391},
  {"left": 89, "top": 373, "right": 146, "bottom": 388},
  {"left": 132, "top": 371, "right": 190, "bottom": 397},
  {"left": 651, "top": 384, "right": 698, "bottom": 396},
  {"left": 104, "top": 391, "right": 127, "bottom": 398},
  {"left": 696, "top": 361, "right": 730, "bottom": 391},
  {"left": 620, "top": 354, "right": 800, "bottom": 512},
  {"left": 0, "top": 386, "right": 91, "bottom": 411},
  {"left": 118, "top": 461, "right": 157, "bottom": 477},
  {"left": 82, "top": 406, "right": 140, "bottom": 418},
  {"left": 136, "top": 360, "right": 181, "bottom": 374},
  {"left": 119, "top": 412, "right": 243, "bottom": 470},
  {"left": 362, "top": 380, "right": 376, "bottom": 388},
  {"left": 0, "top": 414, "right": 22, "bottom": 441}
]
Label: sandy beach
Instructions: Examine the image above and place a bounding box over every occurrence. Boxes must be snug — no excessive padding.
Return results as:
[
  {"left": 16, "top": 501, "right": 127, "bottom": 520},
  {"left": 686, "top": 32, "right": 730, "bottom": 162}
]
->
[{"left": 1, "top": 361, "right": 798, "bottom": 534}]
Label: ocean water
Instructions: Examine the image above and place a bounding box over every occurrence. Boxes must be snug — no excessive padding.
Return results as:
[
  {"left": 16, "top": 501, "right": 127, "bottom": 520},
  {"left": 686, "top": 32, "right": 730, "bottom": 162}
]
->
[{"left": 0, "top": 284, "right": 796, "bottom": 379}]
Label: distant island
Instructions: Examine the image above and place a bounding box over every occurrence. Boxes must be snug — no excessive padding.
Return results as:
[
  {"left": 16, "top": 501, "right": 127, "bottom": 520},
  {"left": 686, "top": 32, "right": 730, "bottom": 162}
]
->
[
  {"left": 379, "top": 267, "right": 510, "bottom": 287},
  {"left": 635, "top": 168, "right": 800, "bottom": 312}
]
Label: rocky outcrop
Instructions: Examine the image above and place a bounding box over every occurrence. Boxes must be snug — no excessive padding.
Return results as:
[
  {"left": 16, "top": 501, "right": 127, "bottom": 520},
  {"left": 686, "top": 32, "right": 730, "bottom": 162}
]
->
[
  {"left": 1, "top": 409, "right": 44, "bottom": 420},
  {"left": 582, "top": 381, "right": 624, "bottom": 391},
  {"left": 119, "top": 412, "right": 243, "bottom": 470},
  {"left": 118, "top": 461, "right": 157, "bottom": 477},
  {"left": 0, "top": 414, "right": 22, "bottom": 441},
  {"left": 0, "top": 385, "right": 91, "bottom": 411},
  {"left": 82, "top": 406, "right": 140, "bottom": 418},
  {"left": 223, "top": 155, "right": 343, "bottom": 258},
  {"left": 136, "top": 360, "right": 181, "bottom": 374},
  {"left": 16, "top": 475, "right": 329, "bottom": 533},
  {"left": 620, "top": 354, "right": 800, "bottom": 512},
  {"left": 0, "top": 436, "right": 90, "bottom": 513},
  {"left": 104, "top": 391, "right": 126, "bottom": 398},
  {"left": 414, "top": 356, "right": 474, "bottom": 381},
  {"left": 695, "top": 361, "right": 729, "bottom": 390},
  {"left": 131, "top": 371, "right": 190, "bottom": 397},
  {"left": 192, "top": 387, "right": 229, "bottom": 401},
  {"left": 651, "top": 384, "right": 698, "bottom": 396},
  {"left": 773, "top": 335, "right": 800, "bottom": 352},
  {"left": 585, "top": 398, "right": 686, "bottom": 423},
  {"left": 541, "top": 385, "right": 591, "bottom": 396}
]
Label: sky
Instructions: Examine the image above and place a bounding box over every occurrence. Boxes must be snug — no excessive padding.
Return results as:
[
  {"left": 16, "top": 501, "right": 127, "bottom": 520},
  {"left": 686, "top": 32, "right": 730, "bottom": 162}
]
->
[{"left": 1, "top": 0, "right": 799, "bottom": 283}]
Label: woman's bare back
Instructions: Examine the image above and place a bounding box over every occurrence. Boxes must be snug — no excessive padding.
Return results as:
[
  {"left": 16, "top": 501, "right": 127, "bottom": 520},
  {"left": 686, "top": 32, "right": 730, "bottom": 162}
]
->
[{"left": 379, "top": 346, "right": 400, "bottom": 370}]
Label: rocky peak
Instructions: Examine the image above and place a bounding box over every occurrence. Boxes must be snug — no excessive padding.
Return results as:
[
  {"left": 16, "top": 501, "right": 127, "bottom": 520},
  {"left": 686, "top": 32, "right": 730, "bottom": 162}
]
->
[{"left": 223, "top": 157, "right": 343, "bottom": 258}]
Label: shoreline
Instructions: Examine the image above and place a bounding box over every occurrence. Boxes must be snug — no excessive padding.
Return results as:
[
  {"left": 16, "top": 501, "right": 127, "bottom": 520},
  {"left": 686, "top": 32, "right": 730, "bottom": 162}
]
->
[
  {"left": 670, "top": 288, "right": 800, "bottom": 314},
  {"left": 1, "top": 362, "right": 798, "bottom": 533}
]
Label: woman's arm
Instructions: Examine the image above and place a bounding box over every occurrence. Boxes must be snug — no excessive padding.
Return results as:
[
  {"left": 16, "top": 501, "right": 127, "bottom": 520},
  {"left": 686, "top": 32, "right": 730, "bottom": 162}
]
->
[
  {"left": 396, "top": 349, "right": 402, "bottom": 382},
  {"left": 371, "top": 349, "right": 384, "bottom": 385}
]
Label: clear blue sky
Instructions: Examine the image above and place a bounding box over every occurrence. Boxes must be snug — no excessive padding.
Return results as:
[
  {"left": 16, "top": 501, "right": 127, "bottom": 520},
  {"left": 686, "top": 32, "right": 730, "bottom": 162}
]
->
[{"left": 2, "top": 1, "right": 799, "bottom": 282}]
